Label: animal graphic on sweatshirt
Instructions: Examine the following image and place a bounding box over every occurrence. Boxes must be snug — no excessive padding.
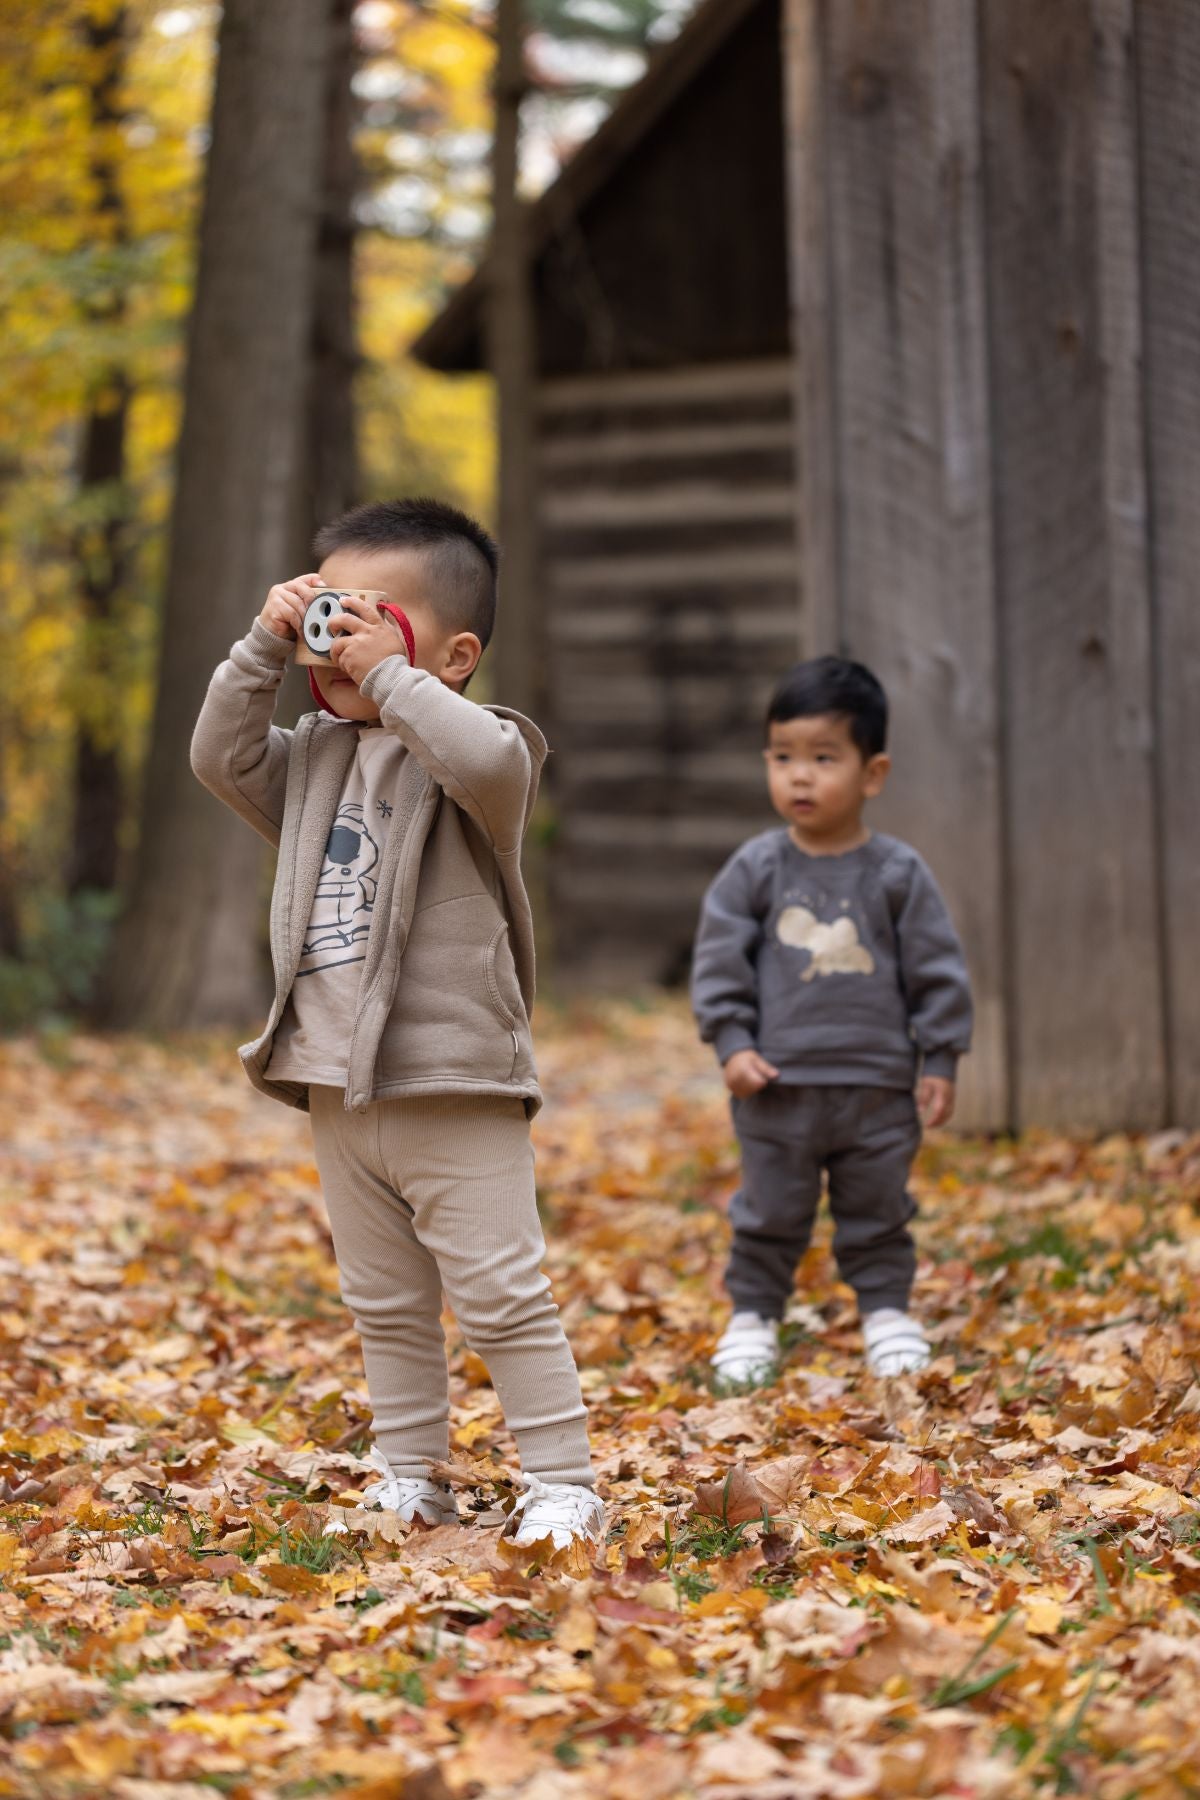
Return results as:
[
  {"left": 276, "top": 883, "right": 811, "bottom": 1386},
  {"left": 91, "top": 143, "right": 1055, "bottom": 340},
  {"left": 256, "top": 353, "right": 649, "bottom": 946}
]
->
[
  {"left": 297, "top": 803, "right": 380, "bottom": 975},
  {"left": 777, "top": 903, "right": 875, "bottom": 982}
]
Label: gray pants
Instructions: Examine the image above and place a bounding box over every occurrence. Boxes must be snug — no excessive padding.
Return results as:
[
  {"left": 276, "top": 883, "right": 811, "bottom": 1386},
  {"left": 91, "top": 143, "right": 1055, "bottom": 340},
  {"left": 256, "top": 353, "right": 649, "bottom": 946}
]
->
[{"left": 727, "top": 1084, "right": 921, "bottom": 1320}]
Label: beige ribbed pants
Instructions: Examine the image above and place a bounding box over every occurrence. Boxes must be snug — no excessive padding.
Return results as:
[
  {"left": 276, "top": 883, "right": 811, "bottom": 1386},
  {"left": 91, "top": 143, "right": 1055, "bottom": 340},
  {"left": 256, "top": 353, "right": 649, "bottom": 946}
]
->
[{"left": 309, "top": 1087, "right": 593, "bottom": 1486}]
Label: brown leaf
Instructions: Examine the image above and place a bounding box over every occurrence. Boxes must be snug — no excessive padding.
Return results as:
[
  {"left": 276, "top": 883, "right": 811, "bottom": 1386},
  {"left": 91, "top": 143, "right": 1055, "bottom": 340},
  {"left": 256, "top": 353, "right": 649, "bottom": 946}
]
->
[
  {"left": 752, "top": 1454, "right": 813, "bottom": 1515},
  {"left": 880, "top": 1500, "right": 957, "bottom": 1544},
  {"left": 692, "top": 1462, "right": 769, "bottom": 1526}
]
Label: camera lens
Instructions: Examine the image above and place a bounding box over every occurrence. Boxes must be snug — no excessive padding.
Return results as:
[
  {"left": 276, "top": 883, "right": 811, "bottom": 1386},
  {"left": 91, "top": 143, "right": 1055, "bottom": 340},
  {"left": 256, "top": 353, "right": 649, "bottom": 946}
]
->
[{"left": 320, "top": 599, "right": 333, "bottom": 617}]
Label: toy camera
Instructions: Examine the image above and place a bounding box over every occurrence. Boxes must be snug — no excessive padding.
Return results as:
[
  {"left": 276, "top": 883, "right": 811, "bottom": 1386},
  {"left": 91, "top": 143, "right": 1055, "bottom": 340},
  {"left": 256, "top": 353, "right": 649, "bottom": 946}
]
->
[{"left": 294, "top": 588, "right": 391, "bottom": 665}]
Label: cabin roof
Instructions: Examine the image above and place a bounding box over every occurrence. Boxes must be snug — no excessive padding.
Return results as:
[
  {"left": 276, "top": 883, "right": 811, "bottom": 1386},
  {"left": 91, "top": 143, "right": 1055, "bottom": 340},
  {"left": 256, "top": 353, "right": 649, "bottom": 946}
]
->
[{"left": 411, "top": 0, "right": 765, "bottom": 372}]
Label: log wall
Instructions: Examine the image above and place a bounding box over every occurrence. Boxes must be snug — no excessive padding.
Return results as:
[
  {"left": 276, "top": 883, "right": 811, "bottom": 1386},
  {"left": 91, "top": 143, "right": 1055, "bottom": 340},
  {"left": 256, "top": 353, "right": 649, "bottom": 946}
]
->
[{"left": 538, "top": 359, "right": 800, "bottom": 986}]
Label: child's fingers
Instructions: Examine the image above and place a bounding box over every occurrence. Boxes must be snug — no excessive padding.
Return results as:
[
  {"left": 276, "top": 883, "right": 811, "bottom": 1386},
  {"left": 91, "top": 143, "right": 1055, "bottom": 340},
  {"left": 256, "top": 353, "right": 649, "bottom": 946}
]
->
[
  {"left": 331, "top": 593, "right": 377, "bottom": 622},
  {"left": 281, "top": 574, "right": 323, "bottom": 604}
]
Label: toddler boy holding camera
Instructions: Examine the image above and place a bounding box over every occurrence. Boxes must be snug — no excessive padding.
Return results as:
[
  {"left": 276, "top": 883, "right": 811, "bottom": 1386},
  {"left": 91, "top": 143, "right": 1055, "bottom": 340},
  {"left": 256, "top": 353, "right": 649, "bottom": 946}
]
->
[
  {"left": 692, "top": 657, "right": 972, "bottom": 1385},
  {"left": 191, "top": 498, "right": 603, "bottom": 1551}
]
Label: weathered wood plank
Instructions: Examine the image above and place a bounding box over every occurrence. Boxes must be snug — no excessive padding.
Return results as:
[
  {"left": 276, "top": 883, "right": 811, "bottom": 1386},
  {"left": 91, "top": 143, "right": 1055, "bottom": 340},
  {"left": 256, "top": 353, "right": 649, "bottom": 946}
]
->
[
  {"left": 553, "top": 747, "right": 773, "bottom": 786},
  {"left": 1136, "top": 0, "right": 1200, "bottom": 1125},
  {"left": 554, "top": 864, "right": 723, "bottom": 907},
  {"left": 545, "top": 546, "right": 800, "bottom": 590},
  {"left": 541, "top": 483, "right": 797, "bottom": 529},
  {"left": 539, "top": 358, "right": 793, "bottom": 412},
  {"left": 548, "top": 671, "right": 778, "bottom": 727},
  {"left": 548, "top": 604, "right": 798, "bottom": 646},
  {"left": 562, "top": 814, "right": 770, "bottom": 853},
  {"left": 544, "top": 450, "right": 797, "bottom": 499},
  {"left": 981, "top": 0, "right": 1164, "bottom": 1128},
  {"left": 539, "top": 391, "right": 793, "bottom": 439},
  {"left": 545, "top": 577, "right": 798, "bottom": 616},
  {"left": 539, "top": 420, "right": 796, "bottom": 467},
  {"left": 818, "top": 0, "right": 1007, "bottom": 1128},
  {"left": 542, "top": 518, "right": 796, "bottom": 564}
]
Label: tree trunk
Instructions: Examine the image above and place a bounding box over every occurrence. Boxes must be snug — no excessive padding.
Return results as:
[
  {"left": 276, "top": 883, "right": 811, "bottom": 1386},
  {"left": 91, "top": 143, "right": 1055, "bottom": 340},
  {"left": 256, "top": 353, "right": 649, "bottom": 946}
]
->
[
  {"left": 68, "top": 5, "right": 131, "bottom": 897},
  {"left": 100, "top": 0, "right": 330, "bottom": 1030},
  {"left": 303, "top": 0, "right": 360, "bottom": 541},
  {"left": 275, "top": 0, "right": 361, "bottom": 731},
  {"left": 486, "top": 0, "right": 539, "bottom": 720}
]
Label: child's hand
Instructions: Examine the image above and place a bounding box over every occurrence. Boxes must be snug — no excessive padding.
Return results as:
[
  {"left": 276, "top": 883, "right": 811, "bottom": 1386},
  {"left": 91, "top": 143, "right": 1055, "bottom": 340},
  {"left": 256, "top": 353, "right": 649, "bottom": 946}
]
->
[
  {"left": 724, "top": 1049, "right": 780, "bottom": 1097},
  {"left": 259, "top": 574, "right": 323, "bottom": 641},
  {"left": 328, "top": 594, "right": 408, "bottom": 684},
  {"left": 917, "top": 1075, "right": 955, "bottom": 1128}
]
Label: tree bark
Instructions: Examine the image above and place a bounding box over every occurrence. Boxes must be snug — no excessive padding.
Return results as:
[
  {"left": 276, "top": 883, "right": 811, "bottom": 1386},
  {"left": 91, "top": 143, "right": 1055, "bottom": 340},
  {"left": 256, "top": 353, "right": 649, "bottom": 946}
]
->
[
  {"left": 100, "top": 0, "right": 330, "bottom": 1030},
  {"left": 274, "top": 0, "right": 362, "bottom": 732},
  {"left": 486, "top": 0, "right": 540, "bottom": 720},
  {"left": 303, "top": 0, "right": 360, "bottom": 542},
  {"left": 68, "top": 4, "right": 131, "bottom": 896}
]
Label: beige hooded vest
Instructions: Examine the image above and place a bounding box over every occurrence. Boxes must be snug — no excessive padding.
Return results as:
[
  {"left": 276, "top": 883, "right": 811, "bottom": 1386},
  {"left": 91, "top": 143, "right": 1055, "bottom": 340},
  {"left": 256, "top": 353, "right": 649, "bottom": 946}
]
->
[{"left": 190, "top": 619, "right": 546, "bottom": 1114}]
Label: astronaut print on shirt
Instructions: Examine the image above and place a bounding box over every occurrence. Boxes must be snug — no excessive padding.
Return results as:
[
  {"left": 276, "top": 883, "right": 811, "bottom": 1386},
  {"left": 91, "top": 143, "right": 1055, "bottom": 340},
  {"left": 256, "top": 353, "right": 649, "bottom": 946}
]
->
[
  {"left": 777, "top": 897, "right": 875, "bottom": 982},
  {"left": 297, "top": 803, "right": 381, "bottom": 976}
]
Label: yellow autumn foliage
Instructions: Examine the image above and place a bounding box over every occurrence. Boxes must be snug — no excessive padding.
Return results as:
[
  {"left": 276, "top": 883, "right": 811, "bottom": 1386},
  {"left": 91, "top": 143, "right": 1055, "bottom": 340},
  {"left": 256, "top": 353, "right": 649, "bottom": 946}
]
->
[{"left": 0, "top": 0, "right": 492, "bottom": 958}]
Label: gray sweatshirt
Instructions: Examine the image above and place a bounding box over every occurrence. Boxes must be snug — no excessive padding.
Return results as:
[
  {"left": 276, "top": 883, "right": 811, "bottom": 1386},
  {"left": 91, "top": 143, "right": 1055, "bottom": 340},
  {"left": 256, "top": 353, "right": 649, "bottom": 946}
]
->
[{"left": 691, "top": 830, "right": 972, "bottom": 1089}]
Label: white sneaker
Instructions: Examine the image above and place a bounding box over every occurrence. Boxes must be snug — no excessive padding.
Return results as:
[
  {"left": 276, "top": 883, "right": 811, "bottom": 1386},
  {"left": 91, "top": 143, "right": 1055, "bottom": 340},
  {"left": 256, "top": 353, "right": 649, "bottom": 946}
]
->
[
  {"left": 356, "top": 1445, "right": 459, "bottom": 1525},
  {"left": 711, "top": 1311, "right": 780, "bottom": 1389},
  {"left": 863, "top": 1309, "right": 930, "bottom": 1376},
  {"left": 507, "top": 1474, "right": 606, "bottom": 1551}
]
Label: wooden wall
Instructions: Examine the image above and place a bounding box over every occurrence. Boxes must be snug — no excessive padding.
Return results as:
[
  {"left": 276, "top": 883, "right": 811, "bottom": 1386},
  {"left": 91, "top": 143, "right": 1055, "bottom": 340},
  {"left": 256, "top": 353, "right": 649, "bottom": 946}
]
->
[
  {"left": 534, "top": 0, "right": 790, "bottom": 376},
  {"left": 539, "top": 360, "right": 800, "bottom": 986},
  {"left": 785, "top": 0, "right": 1198, "bottom": 1130}
]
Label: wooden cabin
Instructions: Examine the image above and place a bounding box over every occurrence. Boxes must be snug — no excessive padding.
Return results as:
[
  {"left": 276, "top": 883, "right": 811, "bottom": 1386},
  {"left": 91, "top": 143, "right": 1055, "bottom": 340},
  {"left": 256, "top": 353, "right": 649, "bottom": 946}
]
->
[{"left": 414, "top": 0, "right": 1199, "bottom": 1135}]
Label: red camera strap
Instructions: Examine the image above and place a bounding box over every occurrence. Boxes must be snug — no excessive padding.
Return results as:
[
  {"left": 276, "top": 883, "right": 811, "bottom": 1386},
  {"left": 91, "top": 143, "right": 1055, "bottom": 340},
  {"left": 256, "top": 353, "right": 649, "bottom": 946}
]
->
[{"left": 308, "top": 601, "right": 416, "bottom": 716}]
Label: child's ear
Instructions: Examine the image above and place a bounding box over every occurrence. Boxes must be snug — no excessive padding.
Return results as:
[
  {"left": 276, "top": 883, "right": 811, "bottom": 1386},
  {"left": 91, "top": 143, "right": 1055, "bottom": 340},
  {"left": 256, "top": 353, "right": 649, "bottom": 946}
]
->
[
  {"left": 863, "top": 752, "right": 891, "bottom": 797},
  {"left": 443, "top": 631, "right": 482, "bottom": 687}
]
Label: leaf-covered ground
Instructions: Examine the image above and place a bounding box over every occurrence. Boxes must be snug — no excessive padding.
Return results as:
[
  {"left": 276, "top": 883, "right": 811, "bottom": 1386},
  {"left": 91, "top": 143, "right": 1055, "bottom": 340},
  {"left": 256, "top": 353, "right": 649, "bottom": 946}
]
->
[{"left": 1, "top": 1003, "right": 1199, "bottom": 1799}]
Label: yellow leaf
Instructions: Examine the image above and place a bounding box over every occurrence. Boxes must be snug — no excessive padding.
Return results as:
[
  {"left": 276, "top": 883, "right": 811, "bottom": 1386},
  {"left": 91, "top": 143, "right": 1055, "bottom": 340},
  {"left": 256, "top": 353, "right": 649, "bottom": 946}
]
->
[
  {"left": 62, "top": 1727, "right": 140, "bottom": 1779},
  {"left": 453, "top": 1417, "right": 495, "bottom": 1448},
  {"left": 554, "top": 1600, "right": 597, "bottom": 1655},
  {"left": 262, "top": 1561, "right": 326, "bottom": 1596},
  {"left": 1022, "top": 1595, "right": 1064, "bottom": 1636},
  {"left": 168, "top": 1710, "right": 289, "bottom": 1747}
]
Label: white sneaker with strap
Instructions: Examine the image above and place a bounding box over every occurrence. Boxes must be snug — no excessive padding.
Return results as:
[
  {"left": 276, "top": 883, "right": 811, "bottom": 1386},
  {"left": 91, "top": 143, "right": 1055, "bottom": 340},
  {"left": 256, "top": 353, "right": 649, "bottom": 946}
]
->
[
  {"left": 507, "top": 1474, "right": 606, "bottom": 1551},
  {"left": 357, "top": 1445, "right": 458, "bottom": 1525},
  {"left": 711, "top": 1311, "right": 780, "bottom": 1389},
  {"left": 863, "top": 1309, "right": 930, "bottom": 1377}
]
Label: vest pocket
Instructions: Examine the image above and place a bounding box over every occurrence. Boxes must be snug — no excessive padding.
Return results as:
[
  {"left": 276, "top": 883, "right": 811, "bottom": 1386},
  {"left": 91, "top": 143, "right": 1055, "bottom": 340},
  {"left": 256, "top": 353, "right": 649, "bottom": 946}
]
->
[
  {"left": 484, "top": 923, "right": 524, "bottom": 1077},
  {"left": 484, "top": 922, "right": 521, "bottom": 1028}
]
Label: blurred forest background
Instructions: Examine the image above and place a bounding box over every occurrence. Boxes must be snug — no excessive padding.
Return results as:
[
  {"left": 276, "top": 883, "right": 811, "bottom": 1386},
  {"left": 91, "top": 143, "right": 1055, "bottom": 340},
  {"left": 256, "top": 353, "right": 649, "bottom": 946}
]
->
[
  {"left": 3, "top": 0, "right": 1196, "bottom": 1134},
  {"left": 0, "top": 0, "right": 694, "bottom": 1030}
]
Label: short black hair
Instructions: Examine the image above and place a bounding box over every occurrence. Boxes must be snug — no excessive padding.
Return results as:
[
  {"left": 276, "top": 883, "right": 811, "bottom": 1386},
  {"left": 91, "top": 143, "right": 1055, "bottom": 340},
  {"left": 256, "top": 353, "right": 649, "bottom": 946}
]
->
[
  {"left": 766, "top": 656, "right": 888, "bottom": 759},
  {"left": 314, "top": 497, "right": 499, "bottom": 649}
]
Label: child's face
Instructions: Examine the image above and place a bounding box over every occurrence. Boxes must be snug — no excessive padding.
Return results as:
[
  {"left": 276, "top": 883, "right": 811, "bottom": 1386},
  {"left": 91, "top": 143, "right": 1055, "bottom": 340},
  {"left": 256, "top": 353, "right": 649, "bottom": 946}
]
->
[
  {"left": 309, "top": 547, "right": 481, "bottom": 721},
  {"left": 764, "top": 713, "right": 889, "bottom": 847}
]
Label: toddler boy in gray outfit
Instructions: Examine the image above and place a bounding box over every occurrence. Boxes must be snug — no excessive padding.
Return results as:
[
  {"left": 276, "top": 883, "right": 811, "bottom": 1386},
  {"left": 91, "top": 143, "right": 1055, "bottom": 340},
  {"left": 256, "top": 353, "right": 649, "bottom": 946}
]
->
[{"left": 691, "top": 657, "right": 972, "bottom": 1383}]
